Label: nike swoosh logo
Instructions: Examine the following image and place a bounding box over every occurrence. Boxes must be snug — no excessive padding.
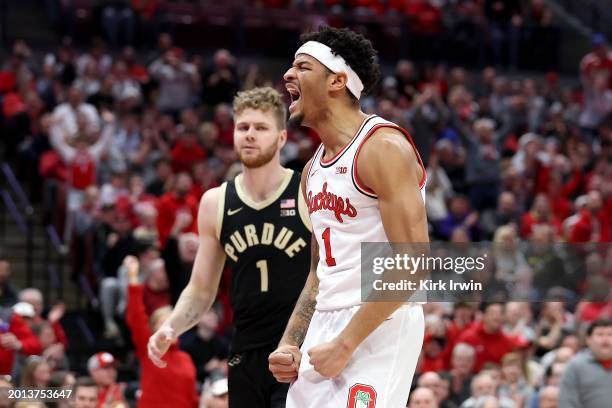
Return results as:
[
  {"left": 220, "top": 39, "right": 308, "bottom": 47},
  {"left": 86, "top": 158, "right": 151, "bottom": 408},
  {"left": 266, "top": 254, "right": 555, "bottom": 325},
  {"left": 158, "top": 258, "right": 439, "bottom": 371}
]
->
[{"left": 227, "top": 207, "right": 243, "bottom": 216}]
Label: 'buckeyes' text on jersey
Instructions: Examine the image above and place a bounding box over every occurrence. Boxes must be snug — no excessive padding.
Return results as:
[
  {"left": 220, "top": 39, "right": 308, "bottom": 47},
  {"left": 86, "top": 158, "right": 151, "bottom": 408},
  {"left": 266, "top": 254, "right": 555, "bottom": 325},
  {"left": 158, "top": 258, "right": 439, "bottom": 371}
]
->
[
  {"left": 306, "top": 115, "right": 427, "bottom": 311},
  {"left": 218, "top": 169, "right": 311, "bottom": 352}
]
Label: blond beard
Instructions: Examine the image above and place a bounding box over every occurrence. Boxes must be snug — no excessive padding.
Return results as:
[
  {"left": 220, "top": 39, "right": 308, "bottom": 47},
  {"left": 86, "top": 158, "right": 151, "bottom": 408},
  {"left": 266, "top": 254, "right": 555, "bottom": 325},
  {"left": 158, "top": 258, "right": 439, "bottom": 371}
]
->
[{"left": 236, "top": 137, "right": 279, "bottom": 168}]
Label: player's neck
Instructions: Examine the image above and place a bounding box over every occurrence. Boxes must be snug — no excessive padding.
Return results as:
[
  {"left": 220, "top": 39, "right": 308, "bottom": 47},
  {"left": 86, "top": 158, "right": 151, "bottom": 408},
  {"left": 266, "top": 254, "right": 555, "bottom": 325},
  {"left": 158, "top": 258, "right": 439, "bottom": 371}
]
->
[
  {"left": 311, "top": 105, "right": 368, "bottom": 158},
  {"left": 241, "top": 160, "right": 288, "bottom": 202}
]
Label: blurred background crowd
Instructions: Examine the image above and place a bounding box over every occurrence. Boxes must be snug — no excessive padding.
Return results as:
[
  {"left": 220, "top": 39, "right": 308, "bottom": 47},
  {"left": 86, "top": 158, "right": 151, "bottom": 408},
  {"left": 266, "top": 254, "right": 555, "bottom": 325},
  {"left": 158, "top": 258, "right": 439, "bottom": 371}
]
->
[{"left": 0, "top": 0, "right": 611, "bottom": 407}]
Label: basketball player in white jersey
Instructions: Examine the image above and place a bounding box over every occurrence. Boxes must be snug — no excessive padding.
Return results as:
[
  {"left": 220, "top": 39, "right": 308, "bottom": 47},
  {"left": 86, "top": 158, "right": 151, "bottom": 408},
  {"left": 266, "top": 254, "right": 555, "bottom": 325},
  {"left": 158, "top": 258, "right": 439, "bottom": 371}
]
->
[{"left": 268, "top": 27, "right": 428, "bottom": 407}]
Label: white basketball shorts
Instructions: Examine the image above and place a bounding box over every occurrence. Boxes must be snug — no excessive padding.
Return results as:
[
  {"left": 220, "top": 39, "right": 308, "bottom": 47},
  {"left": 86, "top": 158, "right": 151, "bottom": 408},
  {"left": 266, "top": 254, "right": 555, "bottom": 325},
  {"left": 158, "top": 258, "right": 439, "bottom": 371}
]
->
[{"left": 286, "top": 304, "right": 424, "bottom": 408}]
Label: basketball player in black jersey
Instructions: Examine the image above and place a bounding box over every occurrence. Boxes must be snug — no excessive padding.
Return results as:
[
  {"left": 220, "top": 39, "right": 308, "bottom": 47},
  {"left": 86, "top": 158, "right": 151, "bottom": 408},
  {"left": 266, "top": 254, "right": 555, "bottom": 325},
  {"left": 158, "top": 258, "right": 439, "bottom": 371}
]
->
[{"left": 147, "top": 87, "right": 311, "bottom": 407}]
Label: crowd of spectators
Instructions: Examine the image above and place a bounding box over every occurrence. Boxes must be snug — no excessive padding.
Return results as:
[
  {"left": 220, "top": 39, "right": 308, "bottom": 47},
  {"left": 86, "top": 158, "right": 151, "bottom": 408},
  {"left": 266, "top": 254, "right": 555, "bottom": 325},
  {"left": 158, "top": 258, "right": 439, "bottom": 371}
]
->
[
  {"left": 44, "top": 0, "right": 559, "bottom": 70},
  {"left": 0, "top": 5, "right": 611, "bottom": 406}
]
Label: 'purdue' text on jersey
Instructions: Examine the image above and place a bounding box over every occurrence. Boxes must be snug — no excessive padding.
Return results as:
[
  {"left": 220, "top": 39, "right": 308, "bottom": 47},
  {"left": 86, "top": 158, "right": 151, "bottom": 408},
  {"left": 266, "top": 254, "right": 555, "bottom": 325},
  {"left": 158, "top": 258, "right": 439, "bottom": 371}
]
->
[{"left": 218, "top": 169, "right": 311, "bottom": 353}]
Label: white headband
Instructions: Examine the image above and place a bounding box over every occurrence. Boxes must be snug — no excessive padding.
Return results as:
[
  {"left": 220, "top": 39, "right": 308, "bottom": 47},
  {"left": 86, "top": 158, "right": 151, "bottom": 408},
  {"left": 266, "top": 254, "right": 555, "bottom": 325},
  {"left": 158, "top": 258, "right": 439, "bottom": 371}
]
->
[{"left": 295, "top": 41, "right": 364, "bottom": 100}]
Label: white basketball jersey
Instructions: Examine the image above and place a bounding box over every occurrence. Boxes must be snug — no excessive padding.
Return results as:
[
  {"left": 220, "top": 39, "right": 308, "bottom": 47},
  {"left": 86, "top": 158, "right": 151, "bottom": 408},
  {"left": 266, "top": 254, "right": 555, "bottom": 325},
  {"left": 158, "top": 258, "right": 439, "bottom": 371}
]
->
[{"left": 306, "top": 115, "right": 427, "bottom": 311}]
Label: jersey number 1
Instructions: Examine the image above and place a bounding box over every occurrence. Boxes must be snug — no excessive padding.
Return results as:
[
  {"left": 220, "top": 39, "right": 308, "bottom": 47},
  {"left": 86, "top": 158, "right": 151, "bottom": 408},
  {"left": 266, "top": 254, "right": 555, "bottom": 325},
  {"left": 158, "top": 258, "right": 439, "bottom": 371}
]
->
[
  {"left": 256, "top": 260, "right": 268, "bottom": 292},
  {"left": 322, "top": 227, "right": 336, "bottom": 266}
]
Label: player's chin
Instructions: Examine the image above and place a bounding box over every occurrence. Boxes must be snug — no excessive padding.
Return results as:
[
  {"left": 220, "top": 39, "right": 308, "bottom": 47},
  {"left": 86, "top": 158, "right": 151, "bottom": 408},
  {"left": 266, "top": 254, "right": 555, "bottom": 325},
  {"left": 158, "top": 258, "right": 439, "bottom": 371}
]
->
[{"left": 240, "top": 156, "right": 265, "bottom": 169}]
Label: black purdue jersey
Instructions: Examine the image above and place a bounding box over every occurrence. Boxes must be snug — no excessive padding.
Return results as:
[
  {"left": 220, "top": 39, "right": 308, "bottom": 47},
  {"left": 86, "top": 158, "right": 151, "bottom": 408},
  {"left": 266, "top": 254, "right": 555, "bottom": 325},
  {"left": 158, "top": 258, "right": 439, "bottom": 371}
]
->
[{"left": 218, "top": 169, "right": 311, "bottom": 353}]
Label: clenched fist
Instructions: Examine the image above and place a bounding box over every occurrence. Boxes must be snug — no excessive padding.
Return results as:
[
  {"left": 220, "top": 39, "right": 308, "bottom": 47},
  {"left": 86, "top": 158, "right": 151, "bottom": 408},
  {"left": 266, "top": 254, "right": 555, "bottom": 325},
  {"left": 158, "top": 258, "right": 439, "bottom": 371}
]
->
[{"left": 269, "top": 345, "right": 301, "bottom": 383}]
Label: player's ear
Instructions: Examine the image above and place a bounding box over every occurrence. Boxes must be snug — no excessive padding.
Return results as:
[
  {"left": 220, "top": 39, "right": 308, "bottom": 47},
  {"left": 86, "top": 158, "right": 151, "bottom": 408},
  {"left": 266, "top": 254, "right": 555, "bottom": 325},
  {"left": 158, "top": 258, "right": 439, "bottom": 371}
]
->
[
  {"left": 329, "top": 72, "right": 348, "bottom": 94},
  {"left": 278, "top": 129, "right": 287, "bottom": 149}
]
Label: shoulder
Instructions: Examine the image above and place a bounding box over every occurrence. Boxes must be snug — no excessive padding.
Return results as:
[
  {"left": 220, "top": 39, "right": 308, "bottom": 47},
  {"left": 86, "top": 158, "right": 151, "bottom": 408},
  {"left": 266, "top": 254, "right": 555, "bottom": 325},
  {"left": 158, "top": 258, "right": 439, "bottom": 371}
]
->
[
  {"left": 199, "top": 184, "right": 226, "bottom": 215},
  {"left": 356, "top": 125, "right": 423, "bottom": 188},
  {"left": 565, "top": 350, "right": 592, "bottom": 368},
  {"left": 359, "top": 126, "right": 419, "bottom": 164}
]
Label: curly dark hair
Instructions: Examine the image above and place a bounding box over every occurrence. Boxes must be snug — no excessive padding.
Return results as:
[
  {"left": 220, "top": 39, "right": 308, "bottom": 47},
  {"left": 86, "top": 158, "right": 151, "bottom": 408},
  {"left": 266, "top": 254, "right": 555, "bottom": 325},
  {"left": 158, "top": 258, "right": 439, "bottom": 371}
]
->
[{"left": 299, "top": 27, "right": 380, "bottom": 98}]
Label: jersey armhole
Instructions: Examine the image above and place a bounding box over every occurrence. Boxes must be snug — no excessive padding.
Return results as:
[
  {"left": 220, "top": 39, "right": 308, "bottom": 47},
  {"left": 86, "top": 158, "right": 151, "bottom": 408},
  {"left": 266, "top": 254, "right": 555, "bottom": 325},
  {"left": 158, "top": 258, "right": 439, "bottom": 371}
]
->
[
  {"left": 215, "top": 182, "right": 228, "bottom": 240},
  {"left": 298, "top": 183, "right": 312, "bottom": 232},
  {"left": 306, "top": 144, "right": 323, "bottom": 187},
  {"left": 351, "top": 124, "right": 427, "bottom": 199}
]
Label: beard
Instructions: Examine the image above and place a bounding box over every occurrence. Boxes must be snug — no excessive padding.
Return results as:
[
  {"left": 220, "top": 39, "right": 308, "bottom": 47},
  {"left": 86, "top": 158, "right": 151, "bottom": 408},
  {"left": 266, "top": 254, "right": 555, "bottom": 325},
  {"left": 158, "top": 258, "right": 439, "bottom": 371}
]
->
[{"left": 236, "top": 138, "right": 279, "bottom": 168}]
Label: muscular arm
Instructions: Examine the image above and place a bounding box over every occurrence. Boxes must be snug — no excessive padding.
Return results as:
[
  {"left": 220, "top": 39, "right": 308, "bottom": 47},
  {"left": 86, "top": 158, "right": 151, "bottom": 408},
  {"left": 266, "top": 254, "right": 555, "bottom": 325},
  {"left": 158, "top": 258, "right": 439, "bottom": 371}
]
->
[
  {"left": 337, "top": 128, "right": 429, "bottom": 352},
  {"left": 163, "top": 187, "right": 227, "bottom": 336},
  {"left": 279, "top": 163, "right": 319, "bottom": 347}
]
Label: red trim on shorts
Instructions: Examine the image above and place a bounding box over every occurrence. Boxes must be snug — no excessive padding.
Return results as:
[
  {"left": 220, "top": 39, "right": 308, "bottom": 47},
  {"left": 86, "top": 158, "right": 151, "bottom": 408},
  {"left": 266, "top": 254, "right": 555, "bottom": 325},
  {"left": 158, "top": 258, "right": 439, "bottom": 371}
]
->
[{"left": 352, "top": 124, "right": 427, "bottom": 198}]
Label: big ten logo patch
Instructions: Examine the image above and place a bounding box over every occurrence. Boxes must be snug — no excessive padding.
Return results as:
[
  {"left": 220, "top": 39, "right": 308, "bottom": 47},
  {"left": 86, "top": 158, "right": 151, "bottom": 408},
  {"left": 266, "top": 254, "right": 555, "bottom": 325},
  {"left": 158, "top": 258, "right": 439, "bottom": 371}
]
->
[
  {"left": 336, "top": 166, "right": 348, "bottom": 174},
  {"left": 347, "top": 384, "right": 376, "bottom": 408}
]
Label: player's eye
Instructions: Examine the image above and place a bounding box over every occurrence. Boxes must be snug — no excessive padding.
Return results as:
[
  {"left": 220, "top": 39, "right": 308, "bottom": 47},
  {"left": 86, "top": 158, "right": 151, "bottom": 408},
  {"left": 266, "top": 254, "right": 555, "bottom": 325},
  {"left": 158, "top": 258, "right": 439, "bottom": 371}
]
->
[{"left": 256, "top": 126, "right": 267, "bottom": 131}]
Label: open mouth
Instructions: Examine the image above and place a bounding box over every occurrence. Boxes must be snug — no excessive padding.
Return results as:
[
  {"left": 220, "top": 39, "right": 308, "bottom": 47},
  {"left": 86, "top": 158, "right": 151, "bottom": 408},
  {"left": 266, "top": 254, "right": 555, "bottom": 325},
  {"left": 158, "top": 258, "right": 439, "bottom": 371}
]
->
[{"left": 286, "top": 84, "right": 301, "bottom": 112}]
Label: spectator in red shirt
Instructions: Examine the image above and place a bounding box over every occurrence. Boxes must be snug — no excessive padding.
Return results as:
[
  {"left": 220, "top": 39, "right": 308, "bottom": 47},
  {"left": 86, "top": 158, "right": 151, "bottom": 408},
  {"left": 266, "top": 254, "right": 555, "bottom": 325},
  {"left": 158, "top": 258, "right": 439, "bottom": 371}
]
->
[
  {"left": 576, "top": 273, "right": 612, "bottom": 324},
  {"left": 141, "top": 258, "right": 171, "bottom": 316},
  {"left": 87, "top": 352, "right": 126, "bottom": 408},
  {"left": 33, "top": 321, "right": 69, "bottom": 372},
  {"left": 457, "top": 302, "right": 524, "bottom": 372},
  {"left": 568, "top": 190, "right": 611, "bottom": 242},
  {"left": 171, "top": 129, "right": 206, "bottom": 174},
  {"left": 18, "top": 288, "right": 68, "bottom": 349},
  {"left": 446, "top": 303, "right": 476, "bottom": 349},
  {"left": 122, "top": 46, "right": 149, "bottom": 83},
  {"left": 578, "top": 301, "right": 612, "bottom": 323},
  {"left": 421, "top": 334, "right": 449, "bottom": 373},
  {"left": 125, "top": 256, "right": 198, "bottom": 408},
  {"left": 520, "top": 194, "right": 562, "bottom": 238},
  {"left": 580, "top": 33, "right": 612, "bottom": 90},
  {"left": 404, "top": 0, "right": 443, "bottom": 35},
  {"left": 544, "top": 174, "right": 572, "bottom": 222},
  {"left": 156, "top": 172, "right": 198, "bottom": 246},
  {"left": 0, "top": 306, "right": 43, "bottom": 375},
  {"left": 576, "top": 253, "right": 612, "bottom": 319}
]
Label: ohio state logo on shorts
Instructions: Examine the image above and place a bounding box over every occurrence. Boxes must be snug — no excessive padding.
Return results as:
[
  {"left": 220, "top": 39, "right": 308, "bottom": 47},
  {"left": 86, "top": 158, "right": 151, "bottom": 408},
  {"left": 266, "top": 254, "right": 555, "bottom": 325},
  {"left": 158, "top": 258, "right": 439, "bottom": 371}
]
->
[{"left": 347, "top": 383, "right": 377, "bottom": 408}]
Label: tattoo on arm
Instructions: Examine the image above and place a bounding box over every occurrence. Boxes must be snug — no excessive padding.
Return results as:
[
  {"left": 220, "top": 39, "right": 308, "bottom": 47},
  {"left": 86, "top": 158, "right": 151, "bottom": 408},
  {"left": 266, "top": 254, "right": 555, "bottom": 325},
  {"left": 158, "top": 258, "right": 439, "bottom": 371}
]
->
[
  {"left": 287, "top": 280, "right": 317, "bottom": 346},
  {"left": 172, "top": 292, "right": 210, "bottom": 333},
  {"left": 282, "top": 237, "right": 319, "bottom": 346},
  {"left": 184, "top": 306, "right": 200, "bottom": 327}
]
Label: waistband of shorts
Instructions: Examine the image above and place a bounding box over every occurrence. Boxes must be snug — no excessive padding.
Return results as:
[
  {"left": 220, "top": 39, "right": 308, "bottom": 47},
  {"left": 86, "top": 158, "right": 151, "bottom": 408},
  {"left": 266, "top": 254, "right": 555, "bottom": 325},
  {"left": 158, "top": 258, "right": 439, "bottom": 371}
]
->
[{"left": 315, "top": 302, "right": 424, "bottom": 313}]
